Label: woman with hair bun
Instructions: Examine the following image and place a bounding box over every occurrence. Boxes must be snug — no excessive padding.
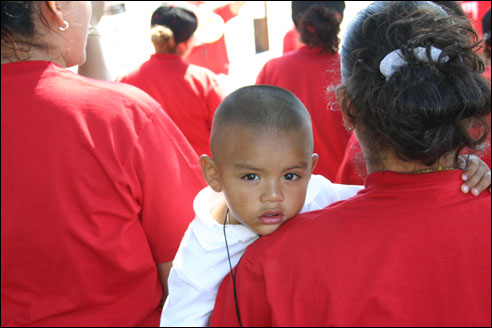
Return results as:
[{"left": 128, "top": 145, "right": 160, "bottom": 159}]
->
[
  {"left": 256, "top": 1, "right": 350, "bottom": 182},
  {"left": 212, "top": 2, "right": 491, "bottom": 326},
  {"left": 118, "top": 4, "right": 225, "bottom": 157}
]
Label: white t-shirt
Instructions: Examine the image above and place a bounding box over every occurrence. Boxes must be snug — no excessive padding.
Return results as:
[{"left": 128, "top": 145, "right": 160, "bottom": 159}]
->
[{"left": 160, "top": 175, "right": 363, "bottom": 327}]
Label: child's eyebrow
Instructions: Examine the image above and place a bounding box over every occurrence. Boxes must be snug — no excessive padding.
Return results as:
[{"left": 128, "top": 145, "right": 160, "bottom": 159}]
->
[
  {"left": 233, "top": 162, "right": 308, "bottom": 171},
  {"left": 284, "top": 162, "right": 308, "bottom": 171},
  {"left": 234, "top": 164, "right": 263, "bottom": 171}
]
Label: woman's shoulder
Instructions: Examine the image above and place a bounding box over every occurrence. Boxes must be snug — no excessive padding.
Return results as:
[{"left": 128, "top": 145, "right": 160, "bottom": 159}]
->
[
  {"left": 187, "top": 63, "right": 221, "bottom": 81},
  {"left": 59, "top": 66, "right": 163, "bottom": 118}
]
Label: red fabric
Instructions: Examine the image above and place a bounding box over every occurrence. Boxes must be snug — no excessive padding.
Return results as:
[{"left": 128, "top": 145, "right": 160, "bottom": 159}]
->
[
  {"left": 212, "top": 170, "right": 491, "bottom": 327},
  {"left": 282, "top": 26, "right": 302, "bottom": 54},
  {"left": 1, "top": 61, "right": 205, "bottom": 326},
  {"left": 185, "top": 4, "right": 237, "bottom": 75},
  {"left": 335, "top": 132, "right": 366, "bottom": 185},
  {"left": 118, "top": 53, "right": 225, "bottom": 157},
  {"left": 256, "top": 46, "right": 350, "bottom": 181}
]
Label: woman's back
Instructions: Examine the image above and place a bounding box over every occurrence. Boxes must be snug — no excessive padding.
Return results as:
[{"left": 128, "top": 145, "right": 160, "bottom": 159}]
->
[
  {"left": 119, "top": 54, "right": 224, "bottom": 157},
  {"left": 257, "top": 47, "right": 350, "bottom": 180},
  {"left": 1, "top": 60, "right": 204, "bottom": 326},
  {"left": 212, "top": 170, "right": 491, "bottom": 326}
]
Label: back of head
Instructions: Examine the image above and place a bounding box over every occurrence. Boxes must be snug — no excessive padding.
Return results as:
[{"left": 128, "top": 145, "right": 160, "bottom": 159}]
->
[
  {"left": 292, "top": 1, "right": 345, "bottom": 53},
  {"left": 210, "top": 85, "right": 313, "bottom": 159},
  {"left": 150, "top": 4, "right": 197, "bottom": 52},
  {"left": 339, "top": 1, "right": 491, "bottom": 167}
]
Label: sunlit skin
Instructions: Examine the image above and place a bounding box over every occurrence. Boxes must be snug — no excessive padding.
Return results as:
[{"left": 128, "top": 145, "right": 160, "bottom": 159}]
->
[{"left": 201, "top": 125, "right": 318, "bottom": 236}]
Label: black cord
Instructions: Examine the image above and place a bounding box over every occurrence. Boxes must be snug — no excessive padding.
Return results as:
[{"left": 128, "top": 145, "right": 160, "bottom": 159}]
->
[{"left": 223, "top": 208, "right": 243, "bottom": 327}]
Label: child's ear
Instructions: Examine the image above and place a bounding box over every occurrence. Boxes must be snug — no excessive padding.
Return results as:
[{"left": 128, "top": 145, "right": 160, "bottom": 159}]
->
[
  {"left": 311, "top": 153, "right": 319, "bottom": 173},
  {"left": 199, "top": 154, "right": 223, "bottom": 192}
]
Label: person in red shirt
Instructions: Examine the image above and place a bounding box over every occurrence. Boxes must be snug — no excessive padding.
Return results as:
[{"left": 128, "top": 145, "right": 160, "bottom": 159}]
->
[
  {"left": 282, "top": 25, "right": 301, "bottom": 54},
  {"left": 1, "top": 1, "right": 205, "bottom": 326},
  {"left": 257, "top": 1, "right": 350, "bottom": 181},
  {"left": 118, "top": 4, "right": 225, "bottom": 157},
  {"left": 282, "top": 1, "right": 344, "bottom": 54},
  {"left": 211, "top": 2, "right": 491, "bottom": 326},
  {"left": 336, "top": 1, "right": 491, "bottom": 185}
]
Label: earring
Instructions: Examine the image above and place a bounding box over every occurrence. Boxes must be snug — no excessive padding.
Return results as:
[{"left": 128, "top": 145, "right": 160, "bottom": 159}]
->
[
  {"left": 59, "top": 20, "right": 69, "bottom": 31},
  {"left": 346, "top": 125, "right": 355, "bottom": 132}
]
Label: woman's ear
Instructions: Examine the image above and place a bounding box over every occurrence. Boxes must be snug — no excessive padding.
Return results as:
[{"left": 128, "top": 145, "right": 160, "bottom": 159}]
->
[
  {"left": 44, "top": 1, "right": 65, "bottom": 27},
  {"left": 338, "top": 87, "right": 357, "bottom": 132},
  {"left": 199, "top": 154, "right": 222, "bottom": 192},
  {"left": 311, "top": 153, "right": 319, "bottom": 173},
  {"left": 342, "top": 110, "right": 356, "bottom": 132}
]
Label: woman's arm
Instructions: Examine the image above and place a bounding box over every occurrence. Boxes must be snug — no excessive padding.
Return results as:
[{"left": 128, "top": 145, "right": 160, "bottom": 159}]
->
[{"left": 78, "top": 1, "right": 111, "bottom": 81}]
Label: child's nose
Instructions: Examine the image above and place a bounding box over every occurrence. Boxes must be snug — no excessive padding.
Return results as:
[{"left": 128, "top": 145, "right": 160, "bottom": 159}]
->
[{"left": 261, "top": 181, "right": 284, "bottom": 203}]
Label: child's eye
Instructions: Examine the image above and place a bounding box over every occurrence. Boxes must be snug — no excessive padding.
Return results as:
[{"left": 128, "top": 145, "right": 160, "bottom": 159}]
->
[
  {"left": 284, "top": 173, "right": 301, "bottom": 181},
  {"left": 242, "top": 174, "right": 259, "bottom": 181}
]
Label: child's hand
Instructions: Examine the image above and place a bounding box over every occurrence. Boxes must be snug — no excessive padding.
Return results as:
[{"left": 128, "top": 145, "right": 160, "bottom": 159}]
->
[{"left": 458, "top": 155, "right": 491, "bottom": 196}]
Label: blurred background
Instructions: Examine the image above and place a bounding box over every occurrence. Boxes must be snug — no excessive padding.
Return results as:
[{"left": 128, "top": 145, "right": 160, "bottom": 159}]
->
[
  {"left": 82, "top": 1, "right": 489, "bottom": 94},
  {"left": 80, "top": 1, "right": 373, "bottom": 93}
]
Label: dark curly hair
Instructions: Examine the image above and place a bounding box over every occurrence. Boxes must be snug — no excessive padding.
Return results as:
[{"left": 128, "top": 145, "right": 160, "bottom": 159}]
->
[
  {"left": 338, "top": 1, "right": 491, "bottom": 168},
  {"left": 298, "top": 5, "right": 341, "bottom": 54}
]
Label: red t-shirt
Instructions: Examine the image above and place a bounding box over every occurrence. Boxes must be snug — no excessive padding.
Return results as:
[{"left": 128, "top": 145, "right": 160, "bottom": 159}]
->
[
  {"left": 1, "top": 61, "right": 206, "bottom": 326},
  {"left": 118, "top": 53, "right": 225, "bottom": 157},
  {"left": 257, "top": 46, "right": 350, "bottom": 181},
  {"left": 282, "top": 26, "right": 302, "bottom": 54},
  {"left": 212, "top": 170, "right": 491, "bottom": 326}
]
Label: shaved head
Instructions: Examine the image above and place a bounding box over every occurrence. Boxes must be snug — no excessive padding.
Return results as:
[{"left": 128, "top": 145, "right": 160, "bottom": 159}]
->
[{"left": 210, "top": 85, "right": 313, "bottom": 161}]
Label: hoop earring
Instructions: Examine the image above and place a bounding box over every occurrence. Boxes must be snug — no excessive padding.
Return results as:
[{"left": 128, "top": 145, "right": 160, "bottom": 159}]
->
[{"left": 59, "top": 20, "right": 69, "bottom": 31}]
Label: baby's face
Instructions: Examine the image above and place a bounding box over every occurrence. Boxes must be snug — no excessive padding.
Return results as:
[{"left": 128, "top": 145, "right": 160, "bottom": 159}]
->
[{"left": 216, "top": 128, "right": 317, "bottom": 235}]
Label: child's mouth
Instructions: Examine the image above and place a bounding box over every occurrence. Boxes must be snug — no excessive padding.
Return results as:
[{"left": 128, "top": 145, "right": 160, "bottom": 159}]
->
[{"left": 258, "top": 210, "right": 284, "bottom": 225}]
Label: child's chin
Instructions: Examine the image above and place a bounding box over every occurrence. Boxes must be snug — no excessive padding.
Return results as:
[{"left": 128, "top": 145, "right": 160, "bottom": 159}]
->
[{"left": 256, "top": 224, "right": 282, "bottom": 236}]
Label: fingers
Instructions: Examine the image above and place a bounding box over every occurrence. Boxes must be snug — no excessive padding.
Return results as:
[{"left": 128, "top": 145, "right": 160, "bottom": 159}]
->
[
  {"left": 466, "top": 170, "right": 491, "bottom": 196},
  {"left": 460, "top": 155, "right": 491, "bottom": 195},
  {"left": 460, "top": 155, "right": 479, "bottom": 190},
  {"left": 458, "top": 155, "right": 476, "bottom": 181}
]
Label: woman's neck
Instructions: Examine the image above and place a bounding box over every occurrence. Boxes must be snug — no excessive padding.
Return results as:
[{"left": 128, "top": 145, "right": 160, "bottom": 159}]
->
[
  {"left": 1, "top": 48, "right": 66, "bottom": 67},
  {"left": 365, "top": 150, "right": 456, "bottom": 175}
]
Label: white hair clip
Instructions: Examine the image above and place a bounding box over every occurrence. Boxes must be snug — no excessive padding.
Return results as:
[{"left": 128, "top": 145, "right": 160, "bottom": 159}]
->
[{"left": 379, "top": 46, "right": 450, "bottom": 80}]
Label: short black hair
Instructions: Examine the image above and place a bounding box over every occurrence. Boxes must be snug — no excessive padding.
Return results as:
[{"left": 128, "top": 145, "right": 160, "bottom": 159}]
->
[
  {"left": 210, "top": 85, "right": 313, "bottom": 157},
  {"left": 151, "top": 4, "right": 197, "bottom": 44}
]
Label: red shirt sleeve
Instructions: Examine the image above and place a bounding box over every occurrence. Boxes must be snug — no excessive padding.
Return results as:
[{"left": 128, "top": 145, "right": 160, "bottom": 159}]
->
[
  {"left": 127, "top": 105, "right": 205, "bottom": 263},
  {"left": 211, "top": 255, "right": 272, "bottom": 326}
]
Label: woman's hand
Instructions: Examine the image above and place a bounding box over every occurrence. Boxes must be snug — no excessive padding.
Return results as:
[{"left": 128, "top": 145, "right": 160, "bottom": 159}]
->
[{"left": 459, "top": 155, "right": 491, "bottom": 195}]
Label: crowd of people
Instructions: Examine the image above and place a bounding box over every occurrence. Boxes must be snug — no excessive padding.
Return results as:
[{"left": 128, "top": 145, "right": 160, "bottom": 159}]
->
[{"left": 1, "top": 1, "right": 491, "bottom": 327}]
